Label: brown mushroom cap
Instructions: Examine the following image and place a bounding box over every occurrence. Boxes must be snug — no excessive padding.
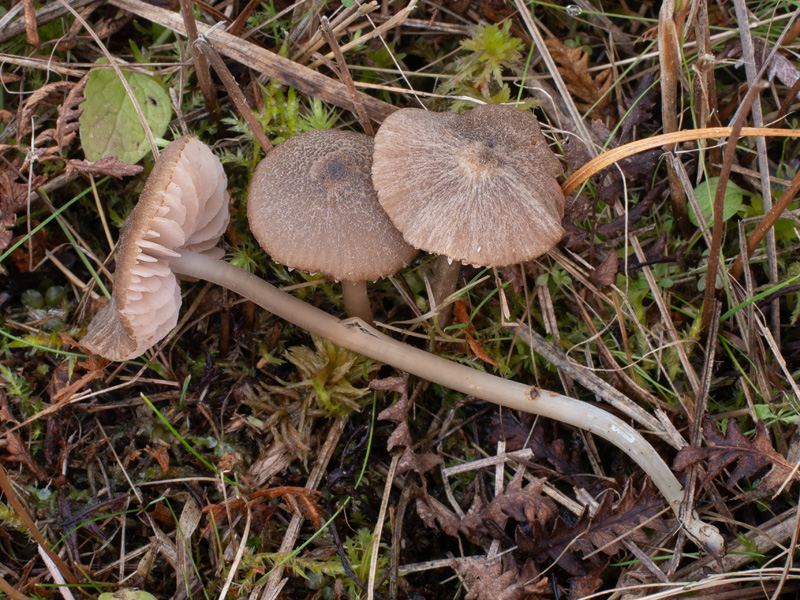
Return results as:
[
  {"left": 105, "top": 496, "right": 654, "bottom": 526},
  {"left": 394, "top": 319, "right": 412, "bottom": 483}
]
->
[
  {"left": 247, "top": 129, "right": 417, "bottom": 282},
  {"left": 83, "top": 136, "right": 230, "bottom": 361},
  {"left": 372, "top": 104, "right": 565, "bottom": 267}
]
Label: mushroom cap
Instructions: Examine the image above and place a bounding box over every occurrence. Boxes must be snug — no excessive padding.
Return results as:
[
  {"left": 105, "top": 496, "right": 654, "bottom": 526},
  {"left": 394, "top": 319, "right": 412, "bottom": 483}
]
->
[
  {"left": 247, "top": 129, "right": 417, "bottom": 282},
  {"left": 372, "top": 104, "right": 565, "bottom": 267},
  {"left": 83, "top": 136, "right": 230, "bottom": 361}
]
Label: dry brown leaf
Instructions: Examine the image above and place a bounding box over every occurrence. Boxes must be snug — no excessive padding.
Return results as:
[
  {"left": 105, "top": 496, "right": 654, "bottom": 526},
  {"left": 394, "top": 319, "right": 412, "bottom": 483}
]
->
[
  {"left": 451, "top": 556, "right": 524, "bottom": 600},
  {"left": 56, "top": 74, "right": 88, "bottom": 153},
  {"left": 588, "top": 251, "right": 618, "bottom": 287},
  {"left": 375, "top": 375, "right": 444, "bottom": 476},
  {"left": 19, "top": 81, "right": 73, "bottom": 138},
  {"left": 148, "top": 444, "right": 170, "bottom": 474},
  {"left": 673, "top": 415, "right": 799, "bottom": 491},
  {"left": 544, "top": 38, "right": 612, "bottom": 115}
]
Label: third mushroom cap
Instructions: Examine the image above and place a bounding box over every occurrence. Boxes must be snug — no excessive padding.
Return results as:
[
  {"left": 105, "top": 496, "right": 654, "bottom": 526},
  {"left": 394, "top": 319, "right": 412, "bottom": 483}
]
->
[{"left": 371, "top": 104, "right": 565, "bottom": 268}]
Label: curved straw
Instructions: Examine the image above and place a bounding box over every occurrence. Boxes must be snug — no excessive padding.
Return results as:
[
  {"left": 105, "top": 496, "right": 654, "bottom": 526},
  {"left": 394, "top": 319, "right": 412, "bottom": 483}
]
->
[
  {"left": 561, "top": 127, "right": 800, "bottom": 196},
  {"left": 169, "top": 250, "right": 725, "bottom": 557}
]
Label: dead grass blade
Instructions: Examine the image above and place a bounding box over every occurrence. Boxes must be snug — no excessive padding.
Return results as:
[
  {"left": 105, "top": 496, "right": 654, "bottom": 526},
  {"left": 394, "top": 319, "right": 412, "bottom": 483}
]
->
[
  {"left": 700, "top": 82, "right": 765, "bottom": 335},
  {"left": 177, "top": 0, "right": 219, "bottom": 121},
  {"left": 0, "top": 463, "right": 79, "bottom": 586},
  {"left": 561, "top": 127, "right": 800, "bottom": 196},
  {"left": 730, "top": 168, "right": 800, "bottom": 280},
  {"left": 659, "top": 0, "right": 690, "bottom": 233},
  {"left": 106, "top": 0, "right": 397, "bottom": 123}
]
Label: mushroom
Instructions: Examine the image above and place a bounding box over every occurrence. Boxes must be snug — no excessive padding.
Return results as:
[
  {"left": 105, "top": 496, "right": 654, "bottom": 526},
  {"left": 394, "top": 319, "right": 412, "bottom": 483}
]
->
[
  {"left": 371, "top": 104, "right": 565, "bottom": 324},
  {"left": 82, "top": 135, "right": 229, "bottom": 361},
  {"left": 247, "top": 129, "right": 417, "bottom": 324},
  {"left": 82, "top": 135, "right": 723, "bottom": 556}
]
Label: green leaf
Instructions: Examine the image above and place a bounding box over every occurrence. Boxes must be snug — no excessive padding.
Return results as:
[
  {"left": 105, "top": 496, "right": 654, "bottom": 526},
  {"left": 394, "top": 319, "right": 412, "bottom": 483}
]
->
[
  {"left": 99, "top": 591, "right": 158, "bottom": 600},
  {"left": 79, "top": 60, "right": 172, "bottom": 164},
  {"left": 689, "top": 177, "right": 747, "bottom": 228}
]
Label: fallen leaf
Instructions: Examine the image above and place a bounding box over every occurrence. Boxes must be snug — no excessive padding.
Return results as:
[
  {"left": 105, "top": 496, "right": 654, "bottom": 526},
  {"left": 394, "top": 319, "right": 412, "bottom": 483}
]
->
[
  {"left": 460, "top": 471, "right": 556, "bottom": 537},
  {"left": 544, "top": 38, "right": 612, "bottom": 116},
  {"left": 530, "top": 479, "right": 666, "bottom": 575},
  {"left": 80, "top": 59, "right": 172, "bottom": 164},
  {"left": 488, "top": 413, "right": 583, "bottom": 477},
  {"left": 451, "top": 556, "right": 524, "bottom": 600},
  {"left": 588, "top": 251, "right": 618, "bottom": 287},
  {"left": 673, "top": 415, "right": 799, "bottom": 490},
  {"left": 618, "top": 72, "right": 658, "bottom": 144},
  {"left": 56, "top": 74, "right": 88, "bottom": 153},
  {"left": 19, "top": 81, "right": 73, "bottom": 137},
  {"left": 375, "top": 375, "right": 443, "bottom": 476}
]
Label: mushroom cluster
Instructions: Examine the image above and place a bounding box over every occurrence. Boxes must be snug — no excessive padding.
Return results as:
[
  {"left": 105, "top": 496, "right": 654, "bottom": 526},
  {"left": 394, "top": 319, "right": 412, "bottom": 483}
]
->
[
  {"left": 81, "top": 116, "right": 724, "bottom": 555},
  {"left": 247, "top": 103, "right": 566, "bottom": 324}
]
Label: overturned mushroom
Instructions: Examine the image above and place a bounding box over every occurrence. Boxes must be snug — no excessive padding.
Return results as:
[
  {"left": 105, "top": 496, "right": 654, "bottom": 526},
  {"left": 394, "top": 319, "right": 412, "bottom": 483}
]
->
[
  {"left": 82, "top": 135, "right": 229, "bottom": 360},
  {"left": 82, "top": 135, "right": 723, "bottom": 556},
  {"left": 372, "top": 104, "right": 565, "bottom": 323},
  {"left": 247, "top": 129, "right": 416, "bottom": 324}
]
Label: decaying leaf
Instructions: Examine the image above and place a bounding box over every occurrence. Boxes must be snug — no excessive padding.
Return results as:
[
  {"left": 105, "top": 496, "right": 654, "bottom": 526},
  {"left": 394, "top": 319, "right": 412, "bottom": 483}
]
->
[
  {"left": 529, "top": 479, "right": 666, "bottom": 576},
  {"left": 56, "top": 74, "right": 89, "bottom": 153},
  {"left": 18, "top": 81, "right": 73, "bottom": 138},
  {"left": 451, "top": 556, "right": 525, "bottom": 600},
  {"left": 374, "top": 375, "right": 443, "bottom": 475},
  {"left": 618, "top": 72, "right": 658, "bottom": 144},
  {"left": 588, "top": 251, "right": 618, "bottom": 287},
  {"left": 488, "top": 413, "right": 583, "bottom": 477},
  {"left": 544, "top": 38, "right": 612, "bottom": 116},
  {"left": 673, "top": 415, "right": 800, "bottom": 491},
  {"left": 462, "top": 471, "right": 556, "bottom": 537}
]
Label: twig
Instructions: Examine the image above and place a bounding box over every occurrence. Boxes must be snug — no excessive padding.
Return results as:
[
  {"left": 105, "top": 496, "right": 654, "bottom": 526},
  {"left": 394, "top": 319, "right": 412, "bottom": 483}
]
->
[
  {"left": 0, "top": 0, "right": 95, "bottom": 43},
  {"left": 699, "top": 81, "right": 765, "bottom": 335},
  {"left": 107, "top": 0, "right": 396, "bottom": 122},
  {"left": 307, "top": 1, "right": 418, "bottom": 69},
  {"left": 729, "top": 169, "right": 800, "bottom": 279},
  {"left": 177, "top": 0, "right": 220, "bottom": 122},
  {"left": 193, "top": 38, "right": 272, "bottom": 154},
  {"left": 320, "top": 16, "right": 374, "bottom": 135}
]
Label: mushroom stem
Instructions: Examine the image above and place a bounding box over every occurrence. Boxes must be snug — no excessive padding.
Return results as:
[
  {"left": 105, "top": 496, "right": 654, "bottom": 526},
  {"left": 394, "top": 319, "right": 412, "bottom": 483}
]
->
[
  {"left": 341, "top": 281, "right": 373, "bottom": 325},
  {"left": 431, "top": 255, "right": 462, "bottom": 328},
  {"left": 167, "top": 250, "right": 724, "bottom": 557}
]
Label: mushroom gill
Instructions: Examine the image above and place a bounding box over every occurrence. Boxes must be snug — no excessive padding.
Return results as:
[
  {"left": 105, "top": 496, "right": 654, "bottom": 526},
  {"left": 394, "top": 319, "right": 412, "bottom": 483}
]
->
[{"left": 83, "top": 136, "right": 229, "bottom": 361}]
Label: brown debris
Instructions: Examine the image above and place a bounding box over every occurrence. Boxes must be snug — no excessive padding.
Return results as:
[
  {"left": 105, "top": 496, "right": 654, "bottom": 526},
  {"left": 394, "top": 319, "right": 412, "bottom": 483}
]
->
[{"left": 674, "top": 415, "right": 800, "bottom": 491}]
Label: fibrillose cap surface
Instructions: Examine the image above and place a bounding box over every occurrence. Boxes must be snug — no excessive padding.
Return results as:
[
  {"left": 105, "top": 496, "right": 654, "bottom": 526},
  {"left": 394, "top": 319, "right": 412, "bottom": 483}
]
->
[
  {"left": 247, "top": 129, "right": 416, "bottom": 282},
  {"left": 372, "top": 104, "right": 565, "bottom": 267},
  {"left": 83, "top": 136, "right": 230, "bottom": 361}
]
